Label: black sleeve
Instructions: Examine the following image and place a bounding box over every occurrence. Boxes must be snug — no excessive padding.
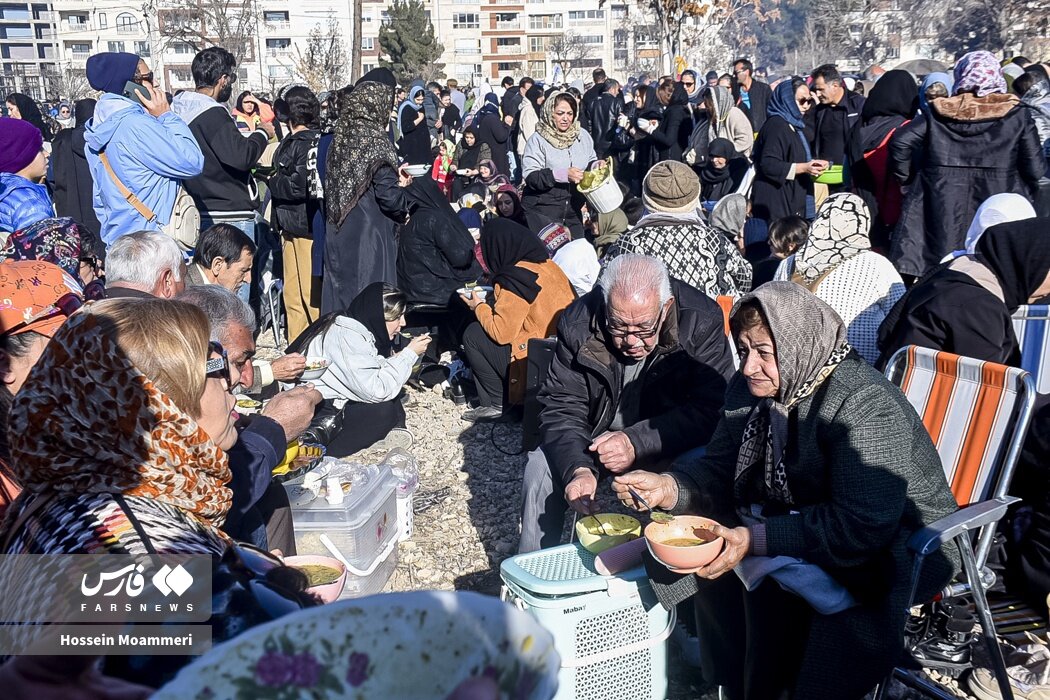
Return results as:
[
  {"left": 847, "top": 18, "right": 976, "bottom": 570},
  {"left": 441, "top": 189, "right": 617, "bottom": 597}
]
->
[
  {"left": 524, "top": 167, "right": 557, "bottom": 192},
  {"left": 1017, "top": 111, "right": 1047, "bottom": 188},
  {"left": 267, "top": 142, "right": 308, "bottom": 202},
  {"left": 755, "top": 121, "right": 796, "bottom": 182},
  {"left": 203, "top": 109, "right": 267, "bottom": 171},
  {"left": 485, "top": 119, "right": 510, "bottom": 145},
  {"left": 372, "top": 164, "right": 411, "bottom": 222},
  {"left": 889, "top": 116, "right": 927, "bottom": 184},
  {"left": 648, "top": 106, "right": 686, "bottom": 148},
  {"left": 401, "top": 109, "right": 420, "bottom": 134},
  {"left": 434, "top": 217, "right": 479, "bottom": 269}
]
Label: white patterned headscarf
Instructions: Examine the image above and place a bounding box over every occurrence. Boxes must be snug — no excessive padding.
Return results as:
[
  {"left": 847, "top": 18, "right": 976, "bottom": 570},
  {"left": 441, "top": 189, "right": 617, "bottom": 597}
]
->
[{"left": 794, "top": 193, "right": 872, "bottom": 285}]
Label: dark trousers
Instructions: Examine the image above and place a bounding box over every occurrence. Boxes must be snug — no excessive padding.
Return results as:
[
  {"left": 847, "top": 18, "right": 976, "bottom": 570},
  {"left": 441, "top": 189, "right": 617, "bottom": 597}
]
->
[
  {"left": 327, "top": 399, "right": 406, "bottom": 458},
  {"left": 694, "top": 575, "right": 812, "bottom": 700},
  {"left": 258, "top": 480, "right": 296, "bottom": 555},
  {"left": 461, "top": 321, "right": 511, "bottom": 408}
]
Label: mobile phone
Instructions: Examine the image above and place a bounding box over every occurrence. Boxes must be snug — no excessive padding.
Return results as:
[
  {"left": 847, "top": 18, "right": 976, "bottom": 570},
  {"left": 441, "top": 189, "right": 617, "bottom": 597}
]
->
[{"left": 123, "top": 80, "right": 151, "bottom": 107}]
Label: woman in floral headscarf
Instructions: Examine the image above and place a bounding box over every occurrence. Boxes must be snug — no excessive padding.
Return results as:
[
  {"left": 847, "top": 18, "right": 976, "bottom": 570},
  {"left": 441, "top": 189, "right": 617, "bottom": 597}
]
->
[
  {"left": 522, "top": 92, "right": 597, "bottom": 238},
  {"left": 614, "top": 282, "right": 958, "bottom": 700},
  {"left": 888, "top": 50, "right": 1044, "bottom": 280},
  {"left": 322, "top": 76, "right": 412, "bottom": 315},
  {"left": 774, "top": 193, "right": 904, "bottom": 364}
]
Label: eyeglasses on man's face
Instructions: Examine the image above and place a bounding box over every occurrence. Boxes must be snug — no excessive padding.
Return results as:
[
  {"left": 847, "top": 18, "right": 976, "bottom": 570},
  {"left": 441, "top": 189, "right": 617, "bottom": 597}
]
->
[{"left": 605, "top": 305, "right": 667, "bottom": 341}]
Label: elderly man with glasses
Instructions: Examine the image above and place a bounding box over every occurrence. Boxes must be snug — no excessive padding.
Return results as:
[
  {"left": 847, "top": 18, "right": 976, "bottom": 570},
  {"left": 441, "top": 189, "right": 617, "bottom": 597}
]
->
[{"left": 518, "top": 254, "right": 735, "bottom": 552}]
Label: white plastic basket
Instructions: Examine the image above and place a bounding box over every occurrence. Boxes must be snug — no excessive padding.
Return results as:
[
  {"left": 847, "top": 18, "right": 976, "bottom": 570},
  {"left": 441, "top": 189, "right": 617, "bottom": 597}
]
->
[{"left": 579, "top": 160, "right": 623, "bottom": 214}]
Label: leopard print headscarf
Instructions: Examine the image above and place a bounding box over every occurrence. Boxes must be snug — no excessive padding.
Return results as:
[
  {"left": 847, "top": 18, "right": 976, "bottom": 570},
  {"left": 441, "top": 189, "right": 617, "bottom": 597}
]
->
[{"left": 6, "top": 311, "right": 231, "bottom": 525}]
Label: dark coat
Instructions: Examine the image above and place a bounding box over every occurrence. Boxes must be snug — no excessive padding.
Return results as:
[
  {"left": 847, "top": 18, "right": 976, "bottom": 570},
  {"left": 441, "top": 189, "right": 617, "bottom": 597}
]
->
[
  {"left": 751, "top": 115, "right": 811, "bottom": 224},
  {"left": 321, "top": 163, "right": 409, "bottom": 314},
  {"left": 587, "top": 92, "right": 623, "bottom": 160},
  {"left": 581, "top": 80, "right": 607, "bottom": 132},
  {"left": 397, "top": 189, "right": 482, "bottom": 306},
  {"left": 674, "top": 355, "right": 959, "bottom": 695},
  {"left": 538, "top": 280, "right": 735, "bottom": 485},
  {"left": 476, "top": 112, "right": 511, "bottom": 177},
  {"left": 268, "top": 129, "right": 321, "bottom": 239},
  {"left": 399, "top": 107, "right": 432, "bottom": 165},
  {"left": 740, "top": 80, "right": 773, "bottom": 132},
  {"left": 222, "top": 415, "right": 286, "bottom": 549},
  {"left": 522, "top": 171, "right": 585, "bottom": 238},
  {"left": 648, "top": 87, "right": 691, "bottom": 162},
  {"left": 875, "top": 265, "right": 1018, "bottom": 369},
  {"left": 49, "top": 126, "right": 102, "bottom": 237},
  {"left": 812, "top": 89, "right": 865, "bottom": 166},
  {"left": 441, "top": 103, "right": 462, "bottom": 140},
  {"left": 889, "top": 95, "right": 1045, "bottom": 277}
]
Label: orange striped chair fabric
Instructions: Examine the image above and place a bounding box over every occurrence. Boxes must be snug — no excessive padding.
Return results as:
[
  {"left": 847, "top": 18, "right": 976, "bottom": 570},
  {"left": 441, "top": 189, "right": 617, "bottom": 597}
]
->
[{"left": 890, "top": 346, "right": 1028, "bottom": 507}]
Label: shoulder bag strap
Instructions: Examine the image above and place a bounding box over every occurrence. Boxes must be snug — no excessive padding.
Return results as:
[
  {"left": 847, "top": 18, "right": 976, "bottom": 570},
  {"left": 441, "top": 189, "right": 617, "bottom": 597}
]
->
[
  {"left": 1, "top": 490, "right": 58, "bottom": 553},
  {"left": 99, "top": 152, "right": 158, "bottom": 223},
  {"left": 112, "top": 493, "right": 158, "bottom": 555}
]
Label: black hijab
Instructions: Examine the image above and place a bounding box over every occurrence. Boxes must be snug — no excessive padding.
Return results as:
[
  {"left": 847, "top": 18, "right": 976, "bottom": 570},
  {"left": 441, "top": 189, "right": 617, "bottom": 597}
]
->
[
  {"left": 700, "top": 138, "right": 737, "bottom": 186},
  {"left": 976, "top": 218, "right": 1050, "bottom": 311},
  {"left": 7, "top": 93, "right": 51, "bottom": 140},
  {"left": 458, "top": 126, "right": 483, "bottom": 170},
  {"left": 73, "top": 98, "right": 96, "bottom": 128},
  {"left": 856, "top": 70, "right": 918, "bottom": 153},
  {"left": 286, "top": 281, "right": 394, "bottom": 357},
  {"left": 637, "top": 85, "right": 662, "bottom": 119},
  {"left": 356, "top": 67, "right": 398, "bottom": 89},
  {"left": 480, "top": 218, "right": 549, "bottom": 303},
  {"left": 525, "top": 85, "right": 544, "bottom": 115}
]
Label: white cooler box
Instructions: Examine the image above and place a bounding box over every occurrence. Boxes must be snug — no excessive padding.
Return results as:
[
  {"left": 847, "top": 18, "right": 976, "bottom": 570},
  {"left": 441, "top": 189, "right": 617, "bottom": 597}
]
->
[
  {"left": 286, "top": 464, "right": 399, "bottom": 598},
  {"left": 500, "top": 543, "right": 674, "bottom": 700}
]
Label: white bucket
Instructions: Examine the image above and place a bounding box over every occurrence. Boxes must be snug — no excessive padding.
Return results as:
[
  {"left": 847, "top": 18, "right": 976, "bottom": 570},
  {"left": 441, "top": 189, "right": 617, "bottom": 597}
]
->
[{"left": 581, "top": 174, "right": 623, "bottom": 214}]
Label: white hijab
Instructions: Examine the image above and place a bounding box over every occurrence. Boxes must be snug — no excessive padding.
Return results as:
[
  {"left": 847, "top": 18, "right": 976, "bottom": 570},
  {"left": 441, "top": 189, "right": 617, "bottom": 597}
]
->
[{"left": 944, "top": 194, "right": 1038, "bottom": 261}]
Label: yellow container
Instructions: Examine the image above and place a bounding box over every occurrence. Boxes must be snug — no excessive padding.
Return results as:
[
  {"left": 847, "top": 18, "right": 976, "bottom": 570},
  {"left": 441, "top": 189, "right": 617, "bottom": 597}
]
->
[
  {"left": 575, "top": 514, "right": 642, "bottom": 554},
  {"left": 272, "top": 440, "right": 301, "bottom": 475}
]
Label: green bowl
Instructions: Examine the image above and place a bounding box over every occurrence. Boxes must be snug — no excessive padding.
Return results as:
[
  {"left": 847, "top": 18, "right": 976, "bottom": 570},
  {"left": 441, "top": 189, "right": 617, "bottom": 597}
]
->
[{"left": 815, "top": 164, "right": 844, "bottom": 185}]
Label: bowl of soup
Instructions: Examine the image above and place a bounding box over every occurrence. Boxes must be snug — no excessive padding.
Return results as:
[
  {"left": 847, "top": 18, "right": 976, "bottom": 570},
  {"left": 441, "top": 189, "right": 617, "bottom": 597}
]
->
[
  {"left": 283, "top": 554, "right": 347, "bottom": 603},
  {"left": 301, "top": 357, "right": 330, "bottom": 381},
  {"left": 575, "top": 513, "right": 641, "bottom": 554},
  {"left": 644, "top": 516, "right": 724, "bottom": 572}
]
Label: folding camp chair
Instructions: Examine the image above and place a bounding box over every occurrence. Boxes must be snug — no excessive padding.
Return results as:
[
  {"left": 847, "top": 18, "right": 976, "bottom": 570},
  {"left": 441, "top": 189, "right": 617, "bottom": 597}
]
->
[
  {"left": 874, "top": 345, "right": 1036, "bottom": 700},
  {"left": 1012, "top": 305, "right": 1050, "bottom": 394}
]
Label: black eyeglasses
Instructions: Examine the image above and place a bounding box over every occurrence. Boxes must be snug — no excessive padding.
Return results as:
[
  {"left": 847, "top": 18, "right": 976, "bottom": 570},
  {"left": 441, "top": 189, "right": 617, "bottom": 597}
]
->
[
  {"left": 206, "top": 340, "right": 233, "bottom": 393},
  {"left": 605, "top": 306, "right": 667, "bottom": 341},
  {"left": 682, "top": 81, "right": 695, "bottom": 88},
  {"left": 3, "top": 292, "right": 83, "bottom": 335}
]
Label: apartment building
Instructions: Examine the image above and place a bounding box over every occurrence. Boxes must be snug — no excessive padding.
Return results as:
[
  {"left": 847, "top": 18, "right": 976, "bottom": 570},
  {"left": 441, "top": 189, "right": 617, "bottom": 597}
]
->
[{"left": 0, "top": 1, "right": 59, "bottom": 99}]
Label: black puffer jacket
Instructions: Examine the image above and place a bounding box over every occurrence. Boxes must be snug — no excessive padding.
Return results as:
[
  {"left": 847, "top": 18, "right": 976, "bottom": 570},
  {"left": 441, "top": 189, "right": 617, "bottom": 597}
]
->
[
  {"left": 586, "top": 92, "right": 623, "bottom": 159},
  {"left": 268, "top": 129, "right": 322, "bottom": 238},
  {"left": 396, "top": 179, "right": 482, "bottom": 306},
  {"left": 889, "top": 94, "right": 1044, "bottom": 277},
  {"left": 648, "top": 84, "right": 692, "bottom": 162},
  {"left": 538, "top": 280, "right": 734, "bottom": 485}
]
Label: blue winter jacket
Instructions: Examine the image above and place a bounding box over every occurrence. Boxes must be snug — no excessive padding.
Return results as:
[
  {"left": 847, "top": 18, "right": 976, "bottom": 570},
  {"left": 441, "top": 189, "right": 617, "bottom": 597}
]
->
[
  {"left": 84, "top": 94, "right": 204, "bottom": 246},
  {"left": 0, "top": 173, "right": 53, "bottom": 233}
]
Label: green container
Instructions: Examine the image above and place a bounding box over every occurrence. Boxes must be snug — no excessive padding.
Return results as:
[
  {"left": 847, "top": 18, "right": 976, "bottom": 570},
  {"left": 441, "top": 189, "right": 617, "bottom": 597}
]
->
[{"left": 815, "top": 164, "right": 844, "bottom": 185}]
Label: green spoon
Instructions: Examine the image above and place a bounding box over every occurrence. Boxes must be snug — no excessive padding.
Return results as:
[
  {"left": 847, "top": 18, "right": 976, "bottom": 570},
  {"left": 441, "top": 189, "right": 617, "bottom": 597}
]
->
[{"left": 628, "top": 487, "right": 674, "bottom": 523}]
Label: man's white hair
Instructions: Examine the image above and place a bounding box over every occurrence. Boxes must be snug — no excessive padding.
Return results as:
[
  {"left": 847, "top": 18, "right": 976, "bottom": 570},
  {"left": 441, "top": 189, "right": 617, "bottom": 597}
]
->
[
  {"left": 599, "top": 254, "right": 672, "bottom": 306},
  {"left": 105, "top": 231, "right": 184, "bottom": 289},
  {"left": 176, "top": 285, "right": 256, "bottom": 344}
]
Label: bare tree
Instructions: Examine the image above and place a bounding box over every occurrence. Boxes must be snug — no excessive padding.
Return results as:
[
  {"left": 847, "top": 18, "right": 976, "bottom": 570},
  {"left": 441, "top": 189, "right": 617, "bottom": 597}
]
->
[
  {"left": 908, "top": 0, "right": 1049, "bottom": 59},
  {"left": 44, "top": 66, "right": 94, "bottom": 101},
  {"left": 158, "top": 0, "right": 258, "bottom": 66},
  {"left": 292, "top": 17, "right": 349, "bottom": 92},
  {"left": 548, "top": 32, "right": 597, "bottom": 80},
  {"left": 351, "top": 0, "right": 363, "bottom": 83}
]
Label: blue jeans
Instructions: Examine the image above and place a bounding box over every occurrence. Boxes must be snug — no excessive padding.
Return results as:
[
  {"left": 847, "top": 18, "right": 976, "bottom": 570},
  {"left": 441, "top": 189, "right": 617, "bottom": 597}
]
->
[{"left": 200, "top": 217, "right": 256, "bottom": 302}]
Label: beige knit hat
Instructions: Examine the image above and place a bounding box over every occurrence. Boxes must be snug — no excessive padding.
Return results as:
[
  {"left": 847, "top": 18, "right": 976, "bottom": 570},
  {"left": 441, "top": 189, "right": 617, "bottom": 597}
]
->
[{"left": 642, "top": 160, "right": 701, "bottom": 214}]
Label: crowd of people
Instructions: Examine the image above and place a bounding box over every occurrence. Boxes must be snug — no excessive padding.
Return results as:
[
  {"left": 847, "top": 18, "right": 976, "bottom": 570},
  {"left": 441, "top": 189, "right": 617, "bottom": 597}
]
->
[{"left": 1, "top": 41, "right": 1050, "bottom": 699}]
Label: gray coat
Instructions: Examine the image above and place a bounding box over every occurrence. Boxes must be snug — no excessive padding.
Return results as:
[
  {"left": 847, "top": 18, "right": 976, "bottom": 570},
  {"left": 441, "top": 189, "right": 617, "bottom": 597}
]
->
[{"left": 672, "top": 354, "right": 959, "bottom": 693}]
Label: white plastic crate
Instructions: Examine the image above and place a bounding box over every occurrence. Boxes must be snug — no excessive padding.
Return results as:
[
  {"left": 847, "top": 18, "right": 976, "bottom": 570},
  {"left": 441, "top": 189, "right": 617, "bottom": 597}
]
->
[{"left": 500, "top": 543, "right": 674, "bottom": 700}]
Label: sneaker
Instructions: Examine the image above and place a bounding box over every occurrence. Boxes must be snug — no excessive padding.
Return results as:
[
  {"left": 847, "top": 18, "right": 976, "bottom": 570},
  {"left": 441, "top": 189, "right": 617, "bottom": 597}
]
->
[
  {"left": 461, "top": 406, "right": 503, "bottom": 422},
  {"left": 968, "top": 633, "right": 1050, "bottom": 700},
  {"left": 909, "top": 597, "right": 976, "bottom": 677},
  {"left": 372, "top": 428, "right": 414, "bottom": 452}
]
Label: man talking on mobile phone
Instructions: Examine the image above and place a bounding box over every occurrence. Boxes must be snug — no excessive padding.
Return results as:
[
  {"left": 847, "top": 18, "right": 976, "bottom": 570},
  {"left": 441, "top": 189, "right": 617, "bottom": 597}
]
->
[{"left": 83, "top": 52, "right": 204, "bottom": 246}]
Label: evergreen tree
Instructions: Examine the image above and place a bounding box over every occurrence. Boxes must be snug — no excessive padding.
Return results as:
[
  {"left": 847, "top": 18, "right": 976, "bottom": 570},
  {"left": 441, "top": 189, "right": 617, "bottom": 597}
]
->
[{"left": 378, "top": 0, "right": 446, "bottom": 84}]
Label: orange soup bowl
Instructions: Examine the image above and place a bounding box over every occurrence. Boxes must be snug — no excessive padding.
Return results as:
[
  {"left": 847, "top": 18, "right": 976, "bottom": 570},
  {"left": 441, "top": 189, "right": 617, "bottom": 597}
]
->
[{"left": 644, "top": 516, "right": 725, "bottom": 572}]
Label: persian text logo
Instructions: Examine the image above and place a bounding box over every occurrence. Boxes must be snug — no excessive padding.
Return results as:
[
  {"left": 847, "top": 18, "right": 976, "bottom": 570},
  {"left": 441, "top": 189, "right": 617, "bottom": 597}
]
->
[
  {"left": 153, "top": 564, "right": 193, "bottom": 597},
  {"left": 81, "top": 564, "right": 147, "bottom": 598}
]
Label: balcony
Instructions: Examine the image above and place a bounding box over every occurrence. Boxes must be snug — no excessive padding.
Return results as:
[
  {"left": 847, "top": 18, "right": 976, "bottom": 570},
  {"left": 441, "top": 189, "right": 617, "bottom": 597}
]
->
[
  {"left": 62, "top": 20, "right": 90, "bottom": 32},
  {"left": 495, "top": 20, "right": 520, "bottom": 30},
  {"left": 495, "top": 43, "right": 523, "bottom": 54},
  {"left": 266, "top": 21, "right": 290, "bottom": 31},
  {"left": 266, "top": 48, "right": 291, "bottom": 57}
]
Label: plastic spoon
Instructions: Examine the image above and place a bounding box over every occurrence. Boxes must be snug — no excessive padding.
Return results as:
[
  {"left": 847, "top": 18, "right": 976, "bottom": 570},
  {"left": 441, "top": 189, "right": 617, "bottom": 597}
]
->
[{"left": 627, "top": 487, "right": 674, "bottom": 523}]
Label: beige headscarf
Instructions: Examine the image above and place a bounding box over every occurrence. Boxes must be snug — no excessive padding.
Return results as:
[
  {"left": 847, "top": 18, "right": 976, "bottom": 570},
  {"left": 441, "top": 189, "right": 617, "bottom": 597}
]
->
[{"left": 536, "top": 91, "right": 581, "bottom": 150}]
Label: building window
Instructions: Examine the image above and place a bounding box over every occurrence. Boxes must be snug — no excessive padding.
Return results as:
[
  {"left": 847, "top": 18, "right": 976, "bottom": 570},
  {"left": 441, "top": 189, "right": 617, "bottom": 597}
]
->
[
  {"left": 614, "top": 49, "right": 628, "bottom": 62},
  {"left": 116, "top": 13, "right": 137, "bottom": 33},
  {"left": 107, "top": 41, "right": 125, "bottom": 53},
  {"left": 263, "top": 11, "right": 288, "bottom": 22},
  {"left": 135, "top": 41, "right": 150, "bottom": 57},
  {"left": 885, "top": 46, "right": 900, "bottom": 58},
  {"left": 266, "top": 38, "right": 291, "bottom": 50},
  {"left": 363, "top": 63, "right": 376, "bottom": 73},
  {"left": 886, "top": 21, "right": 900, "bottom": 34},
  {"left": 380, "top": 11, "right": 391, "bottom": 25},
  {"left": 496, "top": 37, "right": 520, "bottom": 46},
  {"left": 173, "top": 41, "right": 195, "bottom": 54},
  {"left": 361, "top": 37, "right": 374, "bottom": 50},
  {"left": 528, "top": 14, "right": 562, "bottom": 29},
  {"left": 6, "top": 25, "right": 31, "bottom": 38},
  {"left": 361, "top": 12, "right": 372, "bottom": 23},
  {"left": 528, "top": 60, "right": 545, "bottom": 75},
  {"left": 97, "top": 12, "right": 107, "bottom": 28},
  {"left": 528, "top": 36, "right": 545, "bottom": 52},
  {"left": 568, "top": 9, "right": 604, "bottom": 20},
  {"left": 171, "top": 68, "right": 192, "bottom": 82},
  {"left": 497, "top": 62, "right": 522, "bottom": 72},
  {"left": 611, "top": 5, "right": 627, "bottom": 18},
  {"left": 455, "top": 38, "right": 480, "bottom": 54},
  {"left": 70, "top": 42, "right": 90, "bottom": 56},
  {"left": 452, "top": 12, "right": 479, "bottom": 28},
  {"left": 267, "top": 65, "right": 291, "bottom": 78},
  {"left": 580, "top": 35, "right": 603, "bottom": 44}
]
